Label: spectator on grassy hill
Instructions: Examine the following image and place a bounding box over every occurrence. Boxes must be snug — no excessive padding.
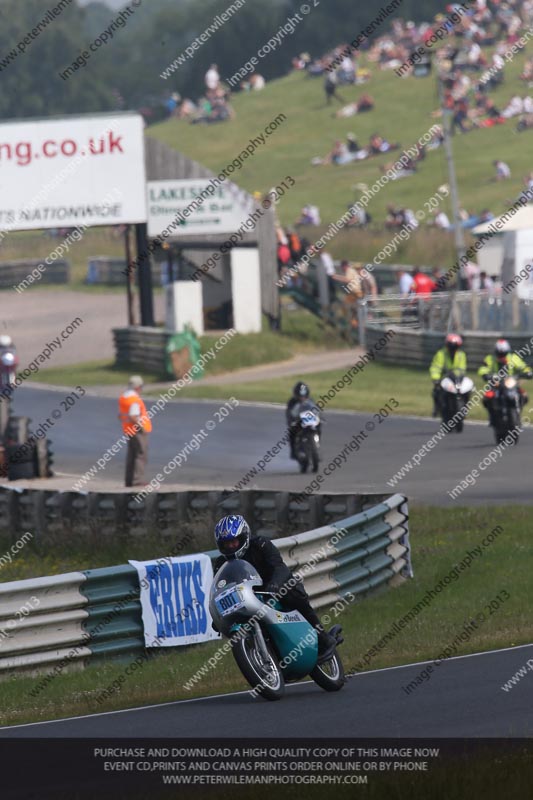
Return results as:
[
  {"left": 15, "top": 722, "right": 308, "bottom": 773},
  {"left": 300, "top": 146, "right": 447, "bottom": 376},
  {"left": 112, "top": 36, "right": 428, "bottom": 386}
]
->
[
  {"left": 346, "top": 133, "right": 360, "bottom": 152},
  {"left": 426, "top": 125, "right": 444, "bottom": 150},
  {"left": 403, "top": 208, "right": 419, "bottom": 229},
  {"left": 177, "top": 97, "right": 197, "bottom": 119},
  {"left": 475, "top": 98, "right": 504, "bottom": 127},
  {"left": 338, "top": 55, "right": 356, "bottom": 84},
  {"left": 165, "top": 92, "right": 181, "bottom": 117},
  {"left": 452, "top": 98, "right": 471, "bottom": 134},
  {"left": 326, "top": 140, "right": 352, "bottom": 165},
  {"left": 493, "top": 159, "right": 511, "bottom": 180},
  {"left": 501, "top": 95, "right": 531, "bottom": 118},
  {"left": 385, "top": 205, "right": 406, "bottom": 229},
  {"left": 335, "top": 94, "right": 375, "bottom": 118},
  {"left": 432, "top": 209, "right": 452, "bottom": 229},
  {"left": 520, "top": 57, "right": 533, "bottom": 83},
  {"left": 205, "top": 64, "right": 220, "bottom": 91},
  {"left": 346, "top": 205, "right": 371, "bottom": 227},
  {"left": 369, "top": 133, "right": 391, "bottom": 154},
  {"left": 249, "top": 73, "right": 265, "bottom": 90},
  {"left": 292, "top": 53, "right": 311, "bottom": 70},
  {"left": 296, "top": 205, "right": 321, "bottom": 226},
  {"left": 324, "top": 70, "right": 345, "bottom": 104}
]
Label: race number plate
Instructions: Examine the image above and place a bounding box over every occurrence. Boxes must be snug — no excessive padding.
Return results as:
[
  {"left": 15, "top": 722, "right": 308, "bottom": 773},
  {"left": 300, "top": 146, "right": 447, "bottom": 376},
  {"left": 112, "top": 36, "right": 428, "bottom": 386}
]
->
[{"left": 215, "top": 587, "right": 244, "bottom": 616}]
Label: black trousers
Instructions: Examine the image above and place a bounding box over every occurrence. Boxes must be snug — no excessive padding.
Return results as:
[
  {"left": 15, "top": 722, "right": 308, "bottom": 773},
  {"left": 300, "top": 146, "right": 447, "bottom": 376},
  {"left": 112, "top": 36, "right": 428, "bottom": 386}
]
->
[{"left": 278, "top": 581, "right": 323, "bottom": 631}]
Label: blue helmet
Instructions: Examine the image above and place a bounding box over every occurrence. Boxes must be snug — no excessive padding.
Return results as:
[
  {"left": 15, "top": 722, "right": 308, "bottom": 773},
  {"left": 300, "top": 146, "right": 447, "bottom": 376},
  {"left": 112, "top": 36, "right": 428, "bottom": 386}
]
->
[{"left": 214, "top": 515, "right": 251, "bottom": 559}]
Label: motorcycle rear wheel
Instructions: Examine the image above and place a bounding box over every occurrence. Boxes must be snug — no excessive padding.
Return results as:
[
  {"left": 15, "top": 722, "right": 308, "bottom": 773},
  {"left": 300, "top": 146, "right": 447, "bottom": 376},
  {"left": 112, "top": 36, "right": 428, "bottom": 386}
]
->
[
  {"left": 231, "top": 634, "right": 285, "bottom": 701},
  {"left": 310, "top": 651, "right": 345, "bottom": 692}
]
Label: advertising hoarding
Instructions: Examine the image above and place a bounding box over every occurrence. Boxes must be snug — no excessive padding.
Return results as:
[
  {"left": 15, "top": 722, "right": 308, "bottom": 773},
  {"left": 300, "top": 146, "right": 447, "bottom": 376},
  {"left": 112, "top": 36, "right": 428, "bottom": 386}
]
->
[
  {"left": 0, "top": 113, "right": 147, "bottom": 231},
  {"left": 147, "top": 178, "right": 249, "bottom": 238}
]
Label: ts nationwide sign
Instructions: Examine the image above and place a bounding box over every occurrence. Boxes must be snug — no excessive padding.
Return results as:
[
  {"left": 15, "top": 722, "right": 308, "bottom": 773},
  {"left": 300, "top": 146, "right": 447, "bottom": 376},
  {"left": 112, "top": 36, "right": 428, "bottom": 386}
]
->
[
  {"left": 130, "top": 554, "right": 220, "bottom": 647},
  {"left": 147, "top": 179, "right": 249, "bottom": 238},
  {"left": 0, "top": 113, "right": 147, "bottom": 232}
]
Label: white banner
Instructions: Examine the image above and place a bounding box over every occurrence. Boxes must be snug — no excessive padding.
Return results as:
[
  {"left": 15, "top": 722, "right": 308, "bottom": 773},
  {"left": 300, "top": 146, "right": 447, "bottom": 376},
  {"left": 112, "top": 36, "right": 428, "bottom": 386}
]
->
[
  {"left": 147, "top": 179, "right": 249, "bottom": 237},
  {"left": 0, "top": 113, "right": 147, "bottom": 231},
  {"left": 130, "top": 554, "right": 220, "bottom": 647}
]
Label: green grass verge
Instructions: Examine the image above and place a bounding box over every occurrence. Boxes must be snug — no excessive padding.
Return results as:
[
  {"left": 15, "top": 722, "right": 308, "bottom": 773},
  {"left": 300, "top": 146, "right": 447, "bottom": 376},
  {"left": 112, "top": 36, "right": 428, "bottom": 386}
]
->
[
  {"left": 0, "top": 505, "right": 530, "bottom": 727},
  {"left": 168, "top": 361, "right": 489, "bottom": 421}
]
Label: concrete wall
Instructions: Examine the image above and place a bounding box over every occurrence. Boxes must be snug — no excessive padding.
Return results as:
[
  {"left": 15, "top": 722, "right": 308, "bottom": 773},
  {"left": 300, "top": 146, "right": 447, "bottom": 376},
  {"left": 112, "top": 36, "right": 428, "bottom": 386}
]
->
[
  {"left": 165, "top": 281, "right": 204, "bottom": 334},
  {"left": 231, "top": 248, "right": 262, "bottom": 333}
]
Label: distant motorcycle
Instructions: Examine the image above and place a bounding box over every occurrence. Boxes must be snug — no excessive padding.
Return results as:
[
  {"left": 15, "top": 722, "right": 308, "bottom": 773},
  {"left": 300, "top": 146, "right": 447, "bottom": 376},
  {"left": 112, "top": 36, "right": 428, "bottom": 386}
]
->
[
  {"left": 0, "top": 345, "right": 18, "bottom": 390},
  {"left": 486, "top": 374, "right": 527, "bottom": 445},
  {"left": 439, "top": 371, "right": 474, "bottom": 432},
  {"left": 293, "top": 402, "right": 321, "bottom": 474},
  {"left": 210, "top": 559, "right": 345, "bottom": 701}
]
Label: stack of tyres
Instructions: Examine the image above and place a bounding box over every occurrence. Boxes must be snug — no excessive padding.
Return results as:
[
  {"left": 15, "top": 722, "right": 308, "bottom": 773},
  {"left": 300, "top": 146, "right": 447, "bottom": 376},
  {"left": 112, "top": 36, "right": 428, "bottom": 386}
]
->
[
  {"left": 34, "top": 436, "right": 54, "bottom": 478},
  {"left": 5, "top": 416, "right": 35, "bottom": 480}
]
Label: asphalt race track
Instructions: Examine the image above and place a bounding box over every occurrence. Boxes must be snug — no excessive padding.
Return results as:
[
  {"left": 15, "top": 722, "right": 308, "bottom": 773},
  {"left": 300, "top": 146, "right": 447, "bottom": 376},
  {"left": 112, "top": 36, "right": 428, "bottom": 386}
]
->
[
  {"left": 2, "top": 644, "right": 532, "bottom": 737},
  {"left": 11, "top": 386, "right": 533, "bottom": 505}
]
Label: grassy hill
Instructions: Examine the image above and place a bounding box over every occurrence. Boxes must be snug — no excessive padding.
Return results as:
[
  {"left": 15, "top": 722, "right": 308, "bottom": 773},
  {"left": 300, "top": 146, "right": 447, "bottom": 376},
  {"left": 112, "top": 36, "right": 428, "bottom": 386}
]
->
[{"left": 150, "top": 46, "right": 533, "bottom": 267}]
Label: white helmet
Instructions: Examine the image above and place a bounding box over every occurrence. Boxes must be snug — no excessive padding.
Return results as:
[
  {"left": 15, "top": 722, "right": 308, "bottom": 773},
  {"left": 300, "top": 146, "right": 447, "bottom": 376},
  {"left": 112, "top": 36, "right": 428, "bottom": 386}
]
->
[{"left": 0, "top": 335, "right": 12, "bottom": 348}]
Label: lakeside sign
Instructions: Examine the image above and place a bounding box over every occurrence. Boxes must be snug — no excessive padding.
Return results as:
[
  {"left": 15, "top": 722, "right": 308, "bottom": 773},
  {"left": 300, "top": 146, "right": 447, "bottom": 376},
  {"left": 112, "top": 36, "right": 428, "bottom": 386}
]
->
[
  {"left": 0, "top": 113, "right": 147, "bottom": 231},
  {"left": 147, "top": 179, "right": 248, "bottom": 238}
]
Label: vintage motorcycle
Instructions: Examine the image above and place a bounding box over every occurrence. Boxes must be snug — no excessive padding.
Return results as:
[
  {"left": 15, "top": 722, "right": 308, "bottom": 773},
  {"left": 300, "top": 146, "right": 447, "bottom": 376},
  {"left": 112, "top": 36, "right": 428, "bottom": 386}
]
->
[{"left": 209, "top": 559, "right": 345, "bottom": 701}]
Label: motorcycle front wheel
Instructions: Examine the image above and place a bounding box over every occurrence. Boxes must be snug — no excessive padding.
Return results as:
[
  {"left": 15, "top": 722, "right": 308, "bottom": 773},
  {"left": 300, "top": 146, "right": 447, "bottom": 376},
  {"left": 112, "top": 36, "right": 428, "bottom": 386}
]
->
[
  {"left": 495, "top": 408, "right": 520, "bottom": 445},
  {"left": 310, "top": 436, "right": 319, "bottom": 473},
  {"left": 231, "top": 633, "right": 285, "bottom": 701},
  {"left": 310, "top": 651, "right": 345, "bottom": 692},
  {"left": 507, "top": 408, "right": 520, "bottom": 444}
]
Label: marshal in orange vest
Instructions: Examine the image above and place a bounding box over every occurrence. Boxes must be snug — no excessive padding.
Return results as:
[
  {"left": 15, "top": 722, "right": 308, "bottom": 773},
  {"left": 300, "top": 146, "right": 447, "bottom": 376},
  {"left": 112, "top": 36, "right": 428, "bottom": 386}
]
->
[{"left": 118, "top": 390, "right": 153, "bottom": 437}]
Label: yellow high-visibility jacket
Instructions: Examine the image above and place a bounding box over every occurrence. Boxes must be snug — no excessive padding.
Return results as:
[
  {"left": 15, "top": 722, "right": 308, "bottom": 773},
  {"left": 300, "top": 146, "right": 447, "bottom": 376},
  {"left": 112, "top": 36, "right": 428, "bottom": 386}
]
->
[
  {"left": 429, "top": 348, "right": 467, "bottom": 382},
  {"left": 477, "top": 353, "right": 532, "bottom": 379}
]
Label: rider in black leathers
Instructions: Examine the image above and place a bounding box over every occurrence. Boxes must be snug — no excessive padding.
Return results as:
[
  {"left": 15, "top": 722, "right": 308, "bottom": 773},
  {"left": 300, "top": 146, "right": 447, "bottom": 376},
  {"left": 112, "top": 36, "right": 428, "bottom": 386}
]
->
[
  {"left": 286, "top": 381, "right": 320, "bottom": 459},
  {"left": 213, "top": 515, "right": 337, "bottom": 659}
]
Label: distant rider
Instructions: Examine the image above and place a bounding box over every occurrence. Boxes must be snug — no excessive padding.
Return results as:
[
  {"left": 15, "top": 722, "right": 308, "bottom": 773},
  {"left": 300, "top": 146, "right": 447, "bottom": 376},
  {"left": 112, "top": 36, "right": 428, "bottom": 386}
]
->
[
  {"left": 213, "top": 515, "right": 338, "bottom": 660},
  {"left": 478, "top": 339, "right": 532, "bottom": 425},
  {"left": 286, "top": 381, "right": 320, "bottom": 459},
  {"left": 429, "top": 334, "right": 467, "bottom": 417}
]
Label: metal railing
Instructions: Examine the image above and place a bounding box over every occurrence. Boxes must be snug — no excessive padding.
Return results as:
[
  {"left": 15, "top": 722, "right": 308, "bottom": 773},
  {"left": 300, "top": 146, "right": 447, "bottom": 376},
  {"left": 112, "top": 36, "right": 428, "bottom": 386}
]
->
[{"left": 359, "top": 290, "right": 533, "bottom": 335}]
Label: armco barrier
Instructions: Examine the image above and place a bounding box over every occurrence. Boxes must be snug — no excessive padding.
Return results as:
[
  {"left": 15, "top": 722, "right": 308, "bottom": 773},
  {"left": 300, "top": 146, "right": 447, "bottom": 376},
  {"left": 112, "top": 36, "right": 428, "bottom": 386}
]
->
[
  {"left": 0, "top": 486, "right": 394, "bottom": 550},
  {"left": 366, "top": 325, "right": 533, "bottom": 370},
  {"left": 0, "top": 494, "right": 409, "bottom": 677},
  {"left": 0, "top": 259, "right": 70, "bottom": 290}
]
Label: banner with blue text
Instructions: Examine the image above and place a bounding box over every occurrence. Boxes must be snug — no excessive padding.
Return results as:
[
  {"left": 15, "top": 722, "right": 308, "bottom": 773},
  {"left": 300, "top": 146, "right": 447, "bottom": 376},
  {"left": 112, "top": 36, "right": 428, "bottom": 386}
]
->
[{"left": 130, "top": 554, "right": 219, "bottom": 647}]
